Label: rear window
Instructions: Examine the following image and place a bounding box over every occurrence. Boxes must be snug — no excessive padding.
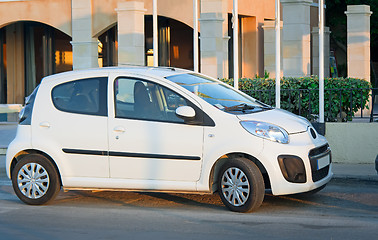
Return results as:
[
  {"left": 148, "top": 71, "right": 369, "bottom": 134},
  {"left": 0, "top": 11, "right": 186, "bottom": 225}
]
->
[{"left": 51, "top": 77, "right": 108, "bottom": 116}]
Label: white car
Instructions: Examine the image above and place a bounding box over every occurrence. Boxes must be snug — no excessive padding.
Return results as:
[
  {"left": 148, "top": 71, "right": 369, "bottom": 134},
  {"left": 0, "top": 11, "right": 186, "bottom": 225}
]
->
[{"left": 6, "top": 67, "right": 332, "bottom": 212}]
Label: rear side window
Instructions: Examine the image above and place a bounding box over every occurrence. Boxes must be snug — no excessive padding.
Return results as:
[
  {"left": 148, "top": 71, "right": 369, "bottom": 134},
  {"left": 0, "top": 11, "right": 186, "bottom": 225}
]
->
[{"left": 52, "top": 77, "right": 108, "bottom": 116}]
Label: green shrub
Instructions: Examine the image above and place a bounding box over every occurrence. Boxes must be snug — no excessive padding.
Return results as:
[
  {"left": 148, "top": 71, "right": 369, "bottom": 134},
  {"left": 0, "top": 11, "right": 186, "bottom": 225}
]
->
[{"left": 221, "top": 77, "right": 371, "bottom": 122}]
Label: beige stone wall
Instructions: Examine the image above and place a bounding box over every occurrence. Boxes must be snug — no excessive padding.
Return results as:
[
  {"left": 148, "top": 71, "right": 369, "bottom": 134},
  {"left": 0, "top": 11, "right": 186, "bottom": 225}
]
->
[
  {"left": 263, "top": 20, "right": 283, "bottom": 79},
  {"left": 0, "top": 0, "right": 275, "bottom": 47},
  {"left": 326, "top": 123, "right": 378, "bottom": 164},
  {"left": 281, "top": 0, "right": 312, "bottom": 77},
  {"left": 0, "top": 0, "right": 276, "bottom": 83},
  {"left": 242, "top": 17, "right": 260, "bottom": 78},
  {"left": 0, "top": 0, "right": 71, "bottom": 36},
  {"left": 345, "top": 5, "right": 372, "bottom": 82},
  {"left": 117, "top": 1, "right": 146, "bottom": 66},
  {"left": 228, "top": 0, "right": 275, "bottom": 19},
  {"left": 92, "top": 0, "right": 118, "bottom": 37}
]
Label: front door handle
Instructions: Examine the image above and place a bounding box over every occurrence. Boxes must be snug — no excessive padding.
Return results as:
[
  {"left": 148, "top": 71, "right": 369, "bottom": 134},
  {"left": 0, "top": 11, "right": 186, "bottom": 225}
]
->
[{"left": 113, "top": 126, "right": 125, "bottom": 133}]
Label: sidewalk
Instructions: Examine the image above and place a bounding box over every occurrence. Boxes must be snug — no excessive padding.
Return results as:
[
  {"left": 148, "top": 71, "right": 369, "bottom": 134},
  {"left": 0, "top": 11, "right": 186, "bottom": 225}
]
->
[
  {"left": 0, "top": 122, "right": 17, "bottom": 155},
  {"left": 0, "top": 123, "right": 377, "bottom": 182}
]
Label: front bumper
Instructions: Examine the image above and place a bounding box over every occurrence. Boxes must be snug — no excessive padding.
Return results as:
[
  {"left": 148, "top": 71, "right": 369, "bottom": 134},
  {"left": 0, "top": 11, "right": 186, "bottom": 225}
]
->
[{"left": 261, "top": 128, "right": 333, "bottom": 195}]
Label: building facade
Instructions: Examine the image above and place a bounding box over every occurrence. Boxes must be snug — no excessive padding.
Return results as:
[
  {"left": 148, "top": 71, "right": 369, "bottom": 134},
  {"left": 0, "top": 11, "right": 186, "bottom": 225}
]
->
[
  {"left": 1, "top": 0, "right": 329, "bottom": 105},
  {"left": 0, "top": 0, "right": 277, "bottom": 104}
]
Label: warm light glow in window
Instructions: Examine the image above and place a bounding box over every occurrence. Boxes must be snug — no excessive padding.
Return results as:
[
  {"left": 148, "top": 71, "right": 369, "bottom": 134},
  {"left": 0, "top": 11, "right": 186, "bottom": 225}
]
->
[
  {"left": 55, "top": 51, "right": 73, "bottom": 65},
  {"left": 173, "top": 45, "right": 179, "bottom": 59}
]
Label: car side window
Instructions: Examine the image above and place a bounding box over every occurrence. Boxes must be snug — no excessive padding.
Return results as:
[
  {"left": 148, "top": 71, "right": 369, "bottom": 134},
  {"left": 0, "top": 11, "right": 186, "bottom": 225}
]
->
[
  {"left": 52, "top": 77, "right": 108, "bottom": 116},
  {"left": 114, "top": 77, "right": 188, "bottom": 123}
]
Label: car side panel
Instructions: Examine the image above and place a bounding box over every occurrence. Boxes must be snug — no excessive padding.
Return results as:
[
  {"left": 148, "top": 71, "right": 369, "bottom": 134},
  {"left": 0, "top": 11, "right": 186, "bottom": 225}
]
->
[{"left": 31, "top": 75, "right": 110, "bottom": 179}]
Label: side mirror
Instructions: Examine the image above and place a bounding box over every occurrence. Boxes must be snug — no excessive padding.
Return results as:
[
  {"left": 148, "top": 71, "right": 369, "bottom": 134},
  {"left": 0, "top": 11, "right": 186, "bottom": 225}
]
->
[{"left": 175, "top": 106, "right": 196, "bottom": 120}]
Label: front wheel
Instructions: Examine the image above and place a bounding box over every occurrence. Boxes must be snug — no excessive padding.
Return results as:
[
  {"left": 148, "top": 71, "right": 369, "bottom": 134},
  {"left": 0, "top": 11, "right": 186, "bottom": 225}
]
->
[
  {"left": 218, "top": 157, "right": 265, "bottom": 212},
  {"left": 12, "top": 154, "right": 61, "bottom": 205}
]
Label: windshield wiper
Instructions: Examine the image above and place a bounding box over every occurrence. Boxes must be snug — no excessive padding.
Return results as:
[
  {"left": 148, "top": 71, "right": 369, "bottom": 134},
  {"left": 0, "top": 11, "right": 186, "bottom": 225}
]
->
[
  {"left": 224, "top": 103, "right": 256, "bottom": 112},
  {"left": 254, "top": 99, "right": 273, "bottom": 109}
]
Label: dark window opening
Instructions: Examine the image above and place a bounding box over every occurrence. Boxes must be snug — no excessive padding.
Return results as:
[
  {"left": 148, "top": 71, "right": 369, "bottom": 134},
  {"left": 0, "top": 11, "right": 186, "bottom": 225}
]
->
[
  {"left": 145, "top": 16, "right": 195, "bottom": 70},
  {"left": 228, "top": 13, "right": 243, "bottom": 79},
  {"left": 24, "top": 22, "right": 72, "bottom": 96},
  {"left": 0, "top": 28, "right": 6, "bottom": 104},
  {"left": 98, "top": 25, "right": 117, "bottom": 67}
]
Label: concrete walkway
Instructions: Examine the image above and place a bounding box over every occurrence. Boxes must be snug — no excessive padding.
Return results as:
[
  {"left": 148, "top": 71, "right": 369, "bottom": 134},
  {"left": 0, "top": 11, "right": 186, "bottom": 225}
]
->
[
  {"left": 0, "top": 123, "right": 377, "bottom": 182},
  {"left": 0, "top": 122, "right": 17, "bottom": 155}
]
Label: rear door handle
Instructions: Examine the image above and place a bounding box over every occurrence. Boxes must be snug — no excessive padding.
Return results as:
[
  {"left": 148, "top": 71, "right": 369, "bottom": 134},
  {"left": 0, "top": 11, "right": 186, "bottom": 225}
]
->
[
  {"left": 113, "top": 126, "right": 125, "bottom": 133},
  {"left": 39, "top": 122, "right": 50, "bottom": 128}
]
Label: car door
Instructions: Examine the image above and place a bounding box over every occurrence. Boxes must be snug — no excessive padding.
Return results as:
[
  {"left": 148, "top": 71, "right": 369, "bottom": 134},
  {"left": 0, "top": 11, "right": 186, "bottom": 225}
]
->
[
  {"left": 108, "top": 74, "right": 204, "bottom": 182},
  {"left": 32, "top": 75, "right": 109, "bottom": 178}
]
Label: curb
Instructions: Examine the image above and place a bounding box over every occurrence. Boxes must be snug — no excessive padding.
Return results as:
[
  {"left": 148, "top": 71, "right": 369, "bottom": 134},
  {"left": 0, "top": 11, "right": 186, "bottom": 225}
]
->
[
  {"left": 332, "top": 175, "right": 378, "bottom": 183},
  {"left": 0, "top": 148, "right": 6, "bottom": 155}
]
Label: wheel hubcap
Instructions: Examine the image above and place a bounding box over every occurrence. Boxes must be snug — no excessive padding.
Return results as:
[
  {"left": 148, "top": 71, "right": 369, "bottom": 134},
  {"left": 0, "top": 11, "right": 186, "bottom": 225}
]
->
[
  {"left": 221, "top": 167, "right": 250, "bottom": 207},
  {"left": 17, "top": 163, "right": 50, "bottom": 199}
]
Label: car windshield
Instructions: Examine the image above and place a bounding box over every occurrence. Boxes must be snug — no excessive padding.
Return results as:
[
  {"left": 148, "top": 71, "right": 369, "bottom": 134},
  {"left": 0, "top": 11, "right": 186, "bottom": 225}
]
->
[{"left": 166, "top": 73, "right": 271, "bottom": 114}]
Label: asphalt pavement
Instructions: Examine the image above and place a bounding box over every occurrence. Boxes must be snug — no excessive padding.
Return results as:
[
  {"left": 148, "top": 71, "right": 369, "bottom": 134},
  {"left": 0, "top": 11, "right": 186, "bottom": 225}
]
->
[{"left": 1, "top": 122, "right": 377, "bottom": 182}]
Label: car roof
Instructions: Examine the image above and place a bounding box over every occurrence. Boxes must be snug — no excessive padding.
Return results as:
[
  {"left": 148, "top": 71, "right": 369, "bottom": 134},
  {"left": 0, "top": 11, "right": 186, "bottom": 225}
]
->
[{"left": 41, "top": 66, "right": 192, "bottom": 83}]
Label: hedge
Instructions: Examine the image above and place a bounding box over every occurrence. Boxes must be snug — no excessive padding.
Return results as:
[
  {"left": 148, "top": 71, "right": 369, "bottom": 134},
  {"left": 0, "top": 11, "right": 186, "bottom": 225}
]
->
[{"left": 221, "top": 77, "right": 371, "bottom": 122}]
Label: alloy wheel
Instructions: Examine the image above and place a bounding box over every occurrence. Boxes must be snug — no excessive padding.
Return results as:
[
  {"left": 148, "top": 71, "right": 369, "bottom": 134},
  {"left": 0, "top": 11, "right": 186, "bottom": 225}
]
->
[
  {"left": 221, "top": 167, "right": 250, "bottom": 207},
  {"left": 17, "top": 163, "right": 50, "bottom": 199}
]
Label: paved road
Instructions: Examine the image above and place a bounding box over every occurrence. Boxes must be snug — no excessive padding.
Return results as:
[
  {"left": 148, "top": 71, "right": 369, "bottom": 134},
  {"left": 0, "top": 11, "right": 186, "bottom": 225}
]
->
[{"left": 0, "top": 174, "right": 377, "bottom": 240}]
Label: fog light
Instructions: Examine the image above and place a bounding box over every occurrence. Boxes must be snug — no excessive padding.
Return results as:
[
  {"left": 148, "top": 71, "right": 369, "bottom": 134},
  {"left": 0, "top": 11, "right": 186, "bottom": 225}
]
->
[{"left": 278, "top": 155, "right": 307, "bottom": 183}]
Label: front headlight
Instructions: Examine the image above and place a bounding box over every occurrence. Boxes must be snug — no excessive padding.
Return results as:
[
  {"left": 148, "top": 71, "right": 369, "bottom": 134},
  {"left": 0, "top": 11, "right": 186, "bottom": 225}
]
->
[{"left": 240, "top": 121, "right": 289, "bottom": 144}]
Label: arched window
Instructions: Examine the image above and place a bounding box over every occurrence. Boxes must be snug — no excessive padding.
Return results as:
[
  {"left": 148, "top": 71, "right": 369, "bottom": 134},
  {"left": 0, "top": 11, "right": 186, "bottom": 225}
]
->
[
  {"left": 24, "top": 22, "right": 72, "bottom": 96},
  {"left": 145, "top": 16, "right": 195, "bottom": 70}
]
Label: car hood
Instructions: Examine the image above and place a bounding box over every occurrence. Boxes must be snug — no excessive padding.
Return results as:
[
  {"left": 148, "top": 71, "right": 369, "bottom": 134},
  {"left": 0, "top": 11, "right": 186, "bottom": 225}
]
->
[{"left": 237, "top": 108, "right": 310, "bottom": 134}]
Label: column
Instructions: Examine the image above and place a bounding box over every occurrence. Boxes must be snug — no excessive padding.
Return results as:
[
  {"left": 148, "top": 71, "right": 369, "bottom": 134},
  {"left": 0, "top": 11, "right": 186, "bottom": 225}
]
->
[
  {"left": 345, "top": 5, "right": 372, "bottom": 81},
  {"left": 263, "top": 20, "right": 283, "bottom": 79},
  {"left": 281, "top": 0, "right": 312, "bottom": 77},
  {"left": 116, "top": 1, "right": 146, "bottom": 66},
  {"left": 200, "top": 0, "right": 229, "bottom": 79},
  {"left": 71, "top": 0, "right": 99, "bottom": 70},
  {"left": 312, "top": 27, "right": 331, "bottom": 77}
]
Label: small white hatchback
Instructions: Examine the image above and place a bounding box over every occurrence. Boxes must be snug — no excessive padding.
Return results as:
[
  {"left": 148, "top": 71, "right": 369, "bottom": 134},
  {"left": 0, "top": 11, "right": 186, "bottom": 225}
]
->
[{"left": 6, "top": 67, "right": 332, "bottom": 212}]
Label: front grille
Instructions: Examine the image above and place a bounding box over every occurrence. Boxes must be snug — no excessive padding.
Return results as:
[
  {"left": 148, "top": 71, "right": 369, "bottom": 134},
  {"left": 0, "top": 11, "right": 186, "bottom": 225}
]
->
[
  {"left": 309, "top": 144, "right": 331, "bottom": 182},
  {"left": 312, "top": 165, "right": 329, "bottom": 182},
  {"left": 309, "top": 144, "right": 329, "bottom": 158}
]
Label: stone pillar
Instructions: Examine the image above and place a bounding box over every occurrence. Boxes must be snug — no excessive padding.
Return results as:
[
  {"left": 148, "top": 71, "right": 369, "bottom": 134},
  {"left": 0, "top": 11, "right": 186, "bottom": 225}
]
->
[
  {"left": 345, "top": 5, "right": 372, "bottom": 81},
  {"left": 116, "top": 1, "right": 146, "bottom": 66},
  {"left": 71, "top": 0, "right": 99, "bottom": 70},
  {"left": 312, "top": 27, "right": 331, "bottom": 77},
  {"left": 263, "top": 20, "right": 283, "bottom": 79},
  {"left": 200, "top": 0, "right": 229, "bottom": 79},
  {"left": 281, "top": 0, "right": 312, "bottom": 77}
]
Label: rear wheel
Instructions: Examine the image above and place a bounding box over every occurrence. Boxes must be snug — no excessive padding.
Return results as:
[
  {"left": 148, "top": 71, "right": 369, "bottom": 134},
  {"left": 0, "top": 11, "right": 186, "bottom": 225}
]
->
[
  {"left": 218, "top": 157, "right": 265, "bottom": 212},
  {"left": 12, "top": 154, "right": 61, "bottom": 205}
]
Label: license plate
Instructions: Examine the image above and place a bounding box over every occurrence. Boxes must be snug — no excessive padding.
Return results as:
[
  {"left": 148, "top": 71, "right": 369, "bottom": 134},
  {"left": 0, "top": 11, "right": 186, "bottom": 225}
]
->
[{"left": 317, "top": 154, "right": 330, "bottom": 170}]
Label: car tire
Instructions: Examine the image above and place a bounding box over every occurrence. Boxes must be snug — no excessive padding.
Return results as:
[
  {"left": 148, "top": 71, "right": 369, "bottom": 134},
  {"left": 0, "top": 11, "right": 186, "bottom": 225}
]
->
[
  {"left": 12, "top": 154, "right": 61, "bottom": 205},
  {"left": 218, "top": 157, "right": 264, "bottom": 213}
]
